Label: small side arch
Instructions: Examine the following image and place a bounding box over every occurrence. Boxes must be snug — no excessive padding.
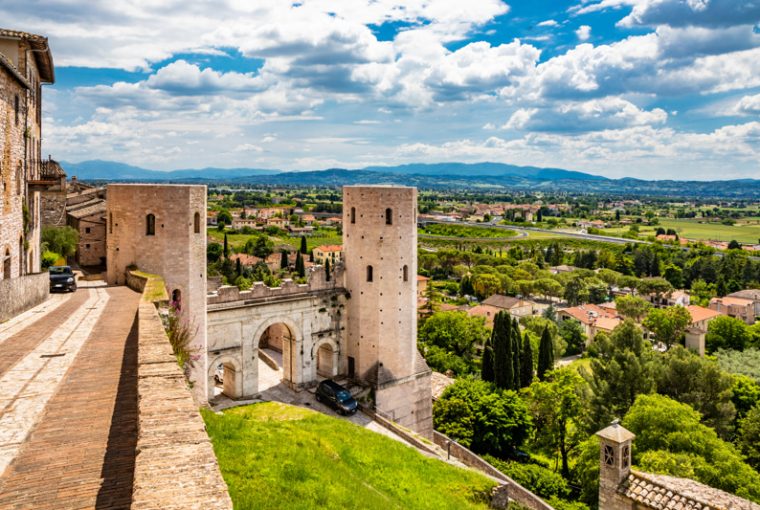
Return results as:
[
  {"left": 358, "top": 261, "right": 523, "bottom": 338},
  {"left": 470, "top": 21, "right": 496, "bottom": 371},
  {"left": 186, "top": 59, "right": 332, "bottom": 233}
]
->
[{"left": 207, "top": 354, "right": 244, "bottom": 399}]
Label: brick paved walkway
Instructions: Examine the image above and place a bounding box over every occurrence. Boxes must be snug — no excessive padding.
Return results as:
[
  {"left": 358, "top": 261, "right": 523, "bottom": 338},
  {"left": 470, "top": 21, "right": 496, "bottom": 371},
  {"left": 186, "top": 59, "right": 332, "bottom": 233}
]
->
[{"left": 0, "top": 286, "right": 140, "bottom": 510}]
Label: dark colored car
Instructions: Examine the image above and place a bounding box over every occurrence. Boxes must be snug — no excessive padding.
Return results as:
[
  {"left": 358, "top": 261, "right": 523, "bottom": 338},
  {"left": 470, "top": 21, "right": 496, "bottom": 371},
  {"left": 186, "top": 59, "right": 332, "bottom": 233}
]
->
[
  {"left": 49, "top": 266, "right": 77, "bottom": 292},
  {"left": 315, "top": 379, "right": 358, "bottom": 415}
]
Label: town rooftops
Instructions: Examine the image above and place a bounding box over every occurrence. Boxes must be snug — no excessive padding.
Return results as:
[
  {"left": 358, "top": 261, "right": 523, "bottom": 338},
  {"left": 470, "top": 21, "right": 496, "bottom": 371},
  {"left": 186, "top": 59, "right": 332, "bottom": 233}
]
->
[
  {"left": 686, "top": 305, "right": 722, "bottom": 324},
  {"left": 314, "top": 244, "right": 342, "bottom": 252},
  {"left": 620, "top": 471, "right": 760, "bottom": 510},
  {"left": 560, "top": 303, "right": 618, "bottom": 325},
  {"left": 710, "top": 296, "right": 754, "bottom": 307},
  {"left": 727, "top": 289, "right": 760, "bottom": 301},
  {"left": 0, "top": 28, "right": 54, "bottom": 83},
  {"left": 67, "top": 200, "right": 106, "bottom": 219},
  {"left": 482, "top": 294, "right": 531, "bottom": 309}
]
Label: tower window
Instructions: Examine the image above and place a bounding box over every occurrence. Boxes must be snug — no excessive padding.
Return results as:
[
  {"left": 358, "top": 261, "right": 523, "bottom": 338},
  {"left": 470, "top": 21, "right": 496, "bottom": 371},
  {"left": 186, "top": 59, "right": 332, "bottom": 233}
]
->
[
  {"left": 385, "top": 208, "right": 392, "bottom": 225},
  {"left": 109, "top": 213, "right": 113, "bottom": 234},
  {"left": 366, "top": 265, "right": 373, "bottom": 282},
  {"left": 603, "top": 445, "right": 614, "bottom": 466},
  {"left": 403, "top": 265, "right": 408, "bottom": 282},
  {"left": 351, "top": 207, "right": 356, "bottom": 224},
  {"left": 146, "top": 214, "right": 156, "bottom": 236},
  {"left": 194, "top": 212, "right": 201, "bottom": 233},
  {"left": 622, "top": 445, "right": 630, "bottom": 468},
  {"left": 14, "top": 95, "right": 19, "bottom": 125}
]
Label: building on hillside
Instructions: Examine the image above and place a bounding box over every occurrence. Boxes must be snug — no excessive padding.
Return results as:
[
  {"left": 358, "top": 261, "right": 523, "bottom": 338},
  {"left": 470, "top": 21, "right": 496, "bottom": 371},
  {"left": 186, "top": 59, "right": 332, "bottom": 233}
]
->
[
  {"left": 646, "top": 289, "right": 690, "bottom": 308},
  {"left": 596, "top": 421, "right": 760, "bottom": 510},
  {"left": 106, "top": 184, "right": 208, "bottom": 403},
  {"left": 726, "top": 289, "right": 760, "bottom": 317},
  {"left": 231, "top": 217, "right": 260, "bottom": 230},
  {"left": 67, "top": 199, "right": 106, "bottom": 267},
  {"left": 467, "top": 304, "right": 502, "bottom": 328},
  {"left": 417, "top": 274, "right": 429, "bottom": 301},
  {"left": 0, "top": 28, "right": 56, "bottom": 321},
  {"left": 684, "top": 304, "right": 722, "bottom": 356},
  {"left": 481, "top": 294, "right": 537, "bottom": 317},
  {"left": 709, "top": 296, "right": 755, "bottom": 325},
  {"left": 313, "top": 244, "right": 342, "bottom": 265},
  {"left": 558, "top": 303, "right": 621, "bottom": 341},
  {"left": 550, "top": 264, "right": 578, "bottom": 274}
]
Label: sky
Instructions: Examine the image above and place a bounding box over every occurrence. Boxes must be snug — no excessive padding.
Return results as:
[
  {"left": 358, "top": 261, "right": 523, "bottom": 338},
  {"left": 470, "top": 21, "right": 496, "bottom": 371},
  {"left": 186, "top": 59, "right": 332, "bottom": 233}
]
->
[{"left": 7, "top": 0, "right": 760, "bottom": 179}]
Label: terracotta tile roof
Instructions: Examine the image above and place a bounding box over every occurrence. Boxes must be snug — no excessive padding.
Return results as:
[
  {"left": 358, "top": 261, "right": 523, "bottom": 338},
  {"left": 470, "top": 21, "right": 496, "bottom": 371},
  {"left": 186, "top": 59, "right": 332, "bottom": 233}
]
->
[
  {"left": 482, "top": 294, "right": 533, "bottom": 310},
  {"left": 595, "top": 316, "right": 622, "bottom": 331},
  {"left": 710, "top": 296, "right": 754, "bottom": 307},
  {"left": 686, "top": 305, "right": 722, "bottom": 324},
  {"left": 229, "top": 253, "right": 259, "bottom": 266},
  {"left": 315, "top": 244, "right": 343, "bottom": 252},
  {"left": 621, "top": 470, "right": 760, "bottom": 510},
  {"left": 467, "top": 304, "right": 502, "bottom": 326},
  {"left": 559, "top": 303, "right": 618, "bottom": 325},
  {"left": 67, "top": 200, "right": 106, "bottom": 219},
  {"left": 417, "top": 275, "right": 430, "bottom": 281}
]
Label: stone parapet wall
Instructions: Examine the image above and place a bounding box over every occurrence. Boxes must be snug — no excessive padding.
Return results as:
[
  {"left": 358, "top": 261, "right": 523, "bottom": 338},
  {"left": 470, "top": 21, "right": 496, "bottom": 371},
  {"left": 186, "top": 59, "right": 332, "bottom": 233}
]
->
[
  {"left": 431, "top": 431, "right": 555, "bottom": 510},
  {"left": 0, "top": 272, "right": 49, "bottom": 322},
  {"left": 131, "top": 276, "right": 231, "bottom": 510},
  {"left": 207, "top": 264, "right": 344, "bottom": 307}
]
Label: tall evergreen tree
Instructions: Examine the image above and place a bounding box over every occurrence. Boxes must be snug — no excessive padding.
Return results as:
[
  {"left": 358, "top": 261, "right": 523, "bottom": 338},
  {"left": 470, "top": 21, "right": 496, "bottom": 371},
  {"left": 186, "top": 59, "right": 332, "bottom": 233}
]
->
[
  {"left": 519, "top": 332, "right": 534, "bottom": 388},
  {"left": 324, "top": 258, "right": 331, "bottom": 281},
  {"left": 537, "top": 326, "right": 555, "bottom": 381},
  {"left": 235, "top": 257, "right": 241, "bottom": 276},
  {"left": 223, "top": 233, "right": 229, "bottom": 259},
  {"left": 280, "top": 250, "right": 289, "bottom": 269},
  {"left": 512, "top": 318, "right": 521, "bottom": 389},
  {"left": 493, "top": 312, "right": 514, "bottom": 390},
  {"left": 296, "top": 251, "right": 305, "bottom": 277},
  {"left": 300, "top": 235, "right": 308, "bottom": 254},
  {"left": 481, "top": 338, "right": 495, "bottom": 383}
]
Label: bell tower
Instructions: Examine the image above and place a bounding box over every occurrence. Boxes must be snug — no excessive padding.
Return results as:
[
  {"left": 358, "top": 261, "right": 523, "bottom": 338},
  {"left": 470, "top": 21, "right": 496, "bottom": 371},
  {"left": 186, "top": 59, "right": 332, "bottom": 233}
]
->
[{"left": 596, "top": 420, "right": 635, "bottom": 509}]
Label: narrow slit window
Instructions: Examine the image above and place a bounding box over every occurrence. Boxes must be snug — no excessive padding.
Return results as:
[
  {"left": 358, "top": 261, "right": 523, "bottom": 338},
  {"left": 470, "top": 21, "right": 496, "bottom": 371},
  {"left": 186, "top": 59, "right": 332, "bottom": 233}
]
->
[
  {"left": 351, "top": 207, "right": 356, "bottom": 224},
  {"left": 109, "top": 213, "right": 113, "bottom": 234},
  {"left": 146, "top": 214, "right": 156, "bottom": 236},
  {"left": 194, "top": 212, "right": 201, "bottom": 233},
  {"left": 403, "top": 265, "right": 408, "bottom": 282},
  {"left": 366, "top": 265, "right": 373, "bottom": 282},
  {"left": 385, "top": 208, "right": 392, "bottom": 225}
]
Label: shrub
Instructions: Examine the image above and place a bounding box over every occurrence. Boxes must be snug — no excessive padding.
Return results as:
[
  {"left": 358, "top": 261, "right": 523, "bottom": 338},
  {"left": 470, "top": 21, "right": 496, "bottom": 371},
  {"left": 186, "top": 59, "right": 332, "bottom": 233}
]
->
[{"left": 41, "top": 250, "right": 61, "bottom": 269}]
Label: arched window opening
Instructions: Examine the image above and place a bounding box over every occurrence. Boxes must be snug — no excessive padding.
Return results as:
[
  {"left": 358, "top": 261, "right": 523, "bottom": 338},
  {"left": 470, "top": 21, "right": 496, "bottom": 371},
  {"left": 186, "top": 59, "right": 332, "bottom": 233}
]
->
[
  {"left": 385, "top": 208, "right": 392, "bottom": 225},
  {"left": 403, "top": 265, "right": 408, "bottom": 282},
  {"left": 3, "top": 248, "right": 11, "bottom": 279},
  {"left": 146, "top": 214, "right": 156, "bottom": 236},
  {"left": 366, "top": 265, "right": 373, "bottom": 282},
  {"left": 351, "top": 207, "right": 356, "bottom": 224},
  {"left": 171, "top": 289, "right": 182, "bottom": 311},
  {"left": 194, "top": 212, "right": 201, "bottom": 233}
]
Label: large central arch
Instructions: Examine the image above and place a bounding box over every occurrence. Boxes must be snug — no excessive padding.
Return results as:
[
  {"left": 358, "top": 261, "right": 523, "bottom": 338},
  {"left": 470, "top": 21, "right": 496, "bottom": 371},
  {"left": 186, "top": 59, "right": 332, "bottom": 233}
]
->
[{"left": 252, "top": 316, "right": 302, "bottom": 388}]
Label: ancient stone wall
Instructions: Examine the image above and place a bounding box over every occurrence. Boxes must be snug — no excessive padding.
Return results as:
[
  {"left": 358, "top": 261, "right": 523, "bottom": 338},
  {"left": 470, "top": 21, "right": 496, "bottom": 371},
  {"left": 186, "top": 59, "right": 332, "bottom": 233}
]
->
[
  {"left": 106, "top": 184, "right": 208, "bottom": 402},
  {"left": 0, "top": 271, "right": 48, "bottom": 321},
  {"left": 71, "top": 212, "right": 106, "bottom": 266},
  {"left": 132, "top": 277, "right": 232, "bottom": 510}
]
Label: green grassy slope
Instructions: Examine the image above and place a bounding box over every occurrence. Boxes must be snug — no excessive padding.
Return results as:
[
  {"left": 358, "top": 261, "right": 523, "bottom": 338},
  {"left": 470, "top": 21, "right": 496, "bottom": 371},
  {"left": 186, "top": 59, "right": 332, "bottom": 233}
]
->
[{"left": 201, "top": 402, "right": 495, "bottom": 510}]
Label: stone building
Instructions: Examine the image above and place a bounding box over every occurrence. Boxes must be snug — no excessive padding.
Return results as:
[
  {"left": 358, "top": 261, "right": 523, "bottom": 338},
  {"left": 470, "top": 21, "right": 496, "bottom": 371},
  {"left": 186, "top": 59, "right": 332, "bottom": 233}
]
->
[
  {"left": 106, "top": 184, "right": 208, "bottom": 403},
  {"left": 0, "top": 28, "right": 55, "bottom": 321},
  {"left": 312, "top": 244, "right": 342, "bottom": 265},
  {"left": 343, "top": 185, "right": 432, "bottom": 436},
  {"left": 596, "top": 421, "right": 760, "bottom": 510}
]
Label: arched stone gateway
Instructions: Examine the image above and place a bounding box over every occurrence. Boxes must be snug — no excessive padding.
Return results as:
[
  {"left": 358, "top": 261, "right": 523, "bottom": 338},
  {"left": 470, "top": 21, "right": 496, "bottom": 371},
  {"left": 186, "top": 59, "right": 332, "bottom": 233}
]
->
[
  {"left": 206, "top": 273, "right": 347, "bottom": 402},
  {"left": 207, "top": 354, "right": 243, "bottom": 399}
]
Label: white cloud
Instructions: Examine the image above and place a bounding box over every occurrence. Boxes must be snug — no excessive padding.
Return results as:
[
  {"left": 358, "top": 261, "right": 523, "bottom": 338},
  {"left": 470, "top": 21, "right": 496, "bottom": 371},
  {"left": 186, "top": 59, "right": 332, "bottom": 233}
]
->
[
  {"left": 234, "top": 144, "right": 264, "bottom": 152},
  {"left": 734, "top": 93, "right": 760, "bottom": 115},
  {"left": 537, "top": 19, "right": 558, "bottom": 27},
  {"left": 505, "top": 97, "right": 667, "bottom": 131},
  {"left": 576, "top": 25, "right": 592, "bottom": 41},
  {"left": 577, "top": 0, "right": 760, "bottom": 28}
]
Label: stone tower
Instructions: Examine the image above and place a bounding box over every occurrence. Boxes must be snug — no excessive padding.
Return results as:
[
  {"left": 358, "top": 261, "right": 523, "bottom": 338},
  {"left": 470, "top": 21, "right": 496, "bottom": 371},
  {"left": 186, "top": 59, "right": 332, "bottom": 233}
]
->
[
  {"left": 106, "top": 184, "right": 208, "bottom": 403},
  {"left": 343, "top": 185, "right": 432, "bottom": 437},
  {"left": 596, "top": 420, "right": 635, "bottom": 509}
]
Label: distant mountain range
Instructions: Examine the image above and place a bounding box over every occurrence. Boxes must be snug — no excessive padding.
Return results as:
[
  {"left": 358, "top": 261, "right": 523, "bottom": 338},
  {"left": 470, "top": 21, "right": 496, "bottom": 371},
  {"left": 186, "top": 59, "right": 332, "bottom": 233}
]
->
[{"left": 60, "top": 160, "right": 760, "bottom": 198}]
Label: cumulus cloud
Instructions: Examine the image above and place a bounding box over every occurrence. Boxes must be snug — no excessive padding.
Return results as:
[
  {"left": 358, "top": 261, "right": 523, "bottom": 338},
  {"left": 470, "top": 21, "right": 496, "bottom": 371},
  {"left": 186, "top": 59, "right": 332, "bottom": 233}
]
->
[
  {"left": 734, "top": 93, "right": 760, "bottom": 115},
  {"left": 578, "top": 0, "right": 760, "bottom": 28},
  {"left": 537, "top": 19, "right": 558, "bottom": 27},
  {"left": 576, "top": 25, "right": 592, "bottom": 41},
  {"left": 505, "top": 97, "right": 667, "bottom": 132}
]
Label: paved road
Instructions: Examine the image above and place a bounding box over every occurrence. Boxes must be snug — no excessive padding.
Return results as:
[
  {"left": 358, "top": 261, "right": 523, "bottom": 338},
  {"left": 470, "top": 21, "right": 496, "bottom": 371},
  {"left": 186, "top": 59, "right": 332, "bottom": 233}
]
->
[{"left": 0, "top": 284, "right": 140, "bottom": 510}]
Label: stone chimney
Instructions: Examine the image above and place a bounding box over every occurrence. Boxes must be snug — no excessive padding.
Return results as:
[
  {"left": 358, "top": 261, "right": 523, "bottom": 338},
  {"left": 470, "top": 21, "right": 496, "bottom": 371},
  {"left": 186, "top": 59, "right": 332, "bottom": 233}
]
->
[{"left": 596, "top": 420, "right": 635, "bottom": 509}]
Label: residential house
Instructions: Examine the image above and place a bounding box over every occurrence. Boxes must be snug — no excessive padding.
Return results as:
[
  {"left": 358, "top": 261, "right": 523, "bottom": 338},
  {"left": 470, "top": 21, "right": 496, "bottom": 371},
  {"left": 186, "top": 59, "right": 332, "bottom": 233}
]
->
[
  {"left": 417, "top": 274, "right": 429, "bottom": 302},
  {"left": 557, "top": 303, "right": 621, "bottom": 341},
  {"left": 550, "top": 264, "right": 578, "bottom": 275},
  {"left": 727, "top": 289, "right": 760, "bottom": 317},
  {"left": 231, "top": 218, "right": 260, "bottom": 230},
  {"left": 467, "top": 304, "right": 502, "bottom": 327},
  {"left": 647, "top": 289, "right": 690, "bottom": 308},
  {"left": 481, "top": 294, "right": 536, "bottom": 318},
  {"left": 313, "top": 244, "right": 343, "bottom": 266},
  {"left": 684, "top": 305, "right": 722, "bottom": 356},
  {"left": 67, "top": 199, "right": 106, "bottom": 267},
  {"left": 709, "top": 296, "right": 755, "bottom": 325}
]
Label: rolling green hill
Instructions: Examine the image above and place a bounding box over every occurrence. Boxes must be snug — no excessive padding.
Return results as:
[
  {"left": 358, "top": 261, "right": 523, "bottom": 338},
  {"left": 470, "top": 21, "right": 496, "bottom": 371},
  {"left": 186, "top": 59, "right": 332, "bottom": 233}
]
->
[{"left": 201, "top": 402, "right": 496, "bottom": 510}]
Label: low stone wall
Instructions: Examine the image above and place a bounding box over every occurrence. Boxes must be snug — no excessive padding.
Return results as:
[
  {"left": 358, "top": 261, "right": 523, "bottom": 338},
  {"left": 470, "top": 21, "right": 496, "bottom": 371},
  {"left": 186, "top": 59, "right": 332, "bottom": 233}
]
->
[
  {"left": 131, "top": 276, "right": 232, "bottom": 509},
  {"left": 0, "top": 272, "right": 49, "bottom": 322},
  {"left": 432, "top": 431, "right": 555, "bottom": 510}
]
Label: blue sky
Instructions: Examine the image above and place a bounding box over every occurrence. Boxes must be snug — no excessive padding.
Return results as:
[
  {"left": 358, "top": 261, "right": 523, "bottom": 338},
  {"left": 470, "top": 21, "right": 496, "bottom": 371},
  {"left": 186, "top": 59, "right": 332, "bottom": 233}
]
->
[{"left": 6, "top": 0, "right": 760, "bottom": 179}]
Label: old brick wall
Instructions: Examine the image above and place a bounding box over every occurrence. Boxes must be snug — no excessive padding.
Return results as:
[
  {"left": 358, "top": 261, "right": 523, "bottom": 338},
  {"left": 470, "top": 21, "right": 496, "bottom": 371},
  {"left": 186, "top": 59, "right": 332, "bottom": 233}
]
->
[
  {"left": 0, "top": 271, "right": 49, "bottom": 321},
  {"left": 72, "top": 212, "right": 106, "bottom": 266}
]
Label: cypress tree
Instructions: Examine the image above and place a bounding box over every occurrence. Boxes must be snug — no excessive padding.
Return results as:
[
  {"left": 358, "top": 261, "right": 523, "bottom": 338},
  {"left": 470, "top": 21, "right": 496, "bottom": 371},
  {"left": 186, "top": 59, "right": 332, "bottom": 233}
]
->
[
  {"left": 511, "top": 318, "right": 521, "bottom": 390},
  {"left": 481, "top": 338, "right": 494, "bottom": 383},
  {"left": 519, "top": 332, "right": 534, "bottom": 388},
  {"left": 493, "top": 312, "right": 514, "bottom": 390},
  {"left": 537, "top": 326, "right": 555, "bottom": 381},
  {"left": 325, "top": 259, "right": 331, "bottom": 281},
  {"left": 223, "top": 233, "right": 229, "bottom": 259},
  {"left": 300, "top": 235, "right": 308, "bottom": 254},
  {"left": 296, "top": 251, "right": 305, "bottom": 277},
  {"left": 235, "top": 257, "right": 241, "bottom": 276},
  {"left": 280, "top": 250, "right": 289, "bottom": 269}
]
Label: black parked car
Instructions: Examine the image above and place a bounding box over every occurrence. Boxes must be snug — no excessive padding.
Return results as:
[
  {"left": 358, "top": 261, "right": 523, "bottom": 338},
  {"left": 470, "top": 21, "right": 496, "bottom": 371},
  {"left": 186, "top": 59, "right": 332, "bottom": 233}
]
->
[
  {"left": 315, "top": 379, "right": 358, "bottom": 415},
  {"left": 49, "top": 266, "right": 77, "bottom": 292}
]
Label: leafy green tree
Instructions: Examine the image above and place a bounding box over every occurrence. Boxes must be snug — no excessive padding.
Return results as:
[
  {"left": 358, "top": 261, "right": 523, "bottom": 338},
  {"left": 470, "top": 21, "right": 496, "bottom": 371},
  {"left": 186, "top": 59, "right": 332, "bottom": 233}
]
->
[
  {"left": 643, "top": 306, "right": 691, "bottom": 349},
  {"left": 663, "top": 264, "right": 684, "bottom": 288},
  {"left": 737, "top": 403, "right": 760, "bottom": 470},
  {"left": 419, "top": 311, "right": 489, "bottom": 361},
  {"left": 656, "top": 345, "right": 736, "bottom": 437},
  {"left": 586, "top": 320, "right": 658, "bottom": 429},
  {"left": 636, "top": 276, "right": 673, "bottom": 301},
  {"left": 41, "top": 226, "right": 79, "bottom": 257},
  {"left": 207, "top": 242, "right": 223, "bottom": 263},
  {"left": 472, "top": 273, "right": 501, "bottom": 300},
  {"left": 521, "top": 316, "right": 566, "bottom": 360},
  {"left": 459, "top": 274, "right": 474, "bottom": 296},
  {"left": 707, "top": 315, "right": 750, "bottom": 352},
  {"left": 244, "top": 235, "right": 274, "bottom": 259},
  {"left": 433, "top": 377, "right": 532, "bottom": 457},
  {"left": 527, "top": 368, "right": 589, "bottom": 477},
  {"left": 563, "top": 276, "right": 588, "bottom": 306},
  {"left": 731, "top": 374, "right": 760, "bottom": 420},
  {"left": 615, "top": 295, "right": 652, "bottom": 322},
  {"left": 623, "top": 394, "right": 760, "bottom": 503},
  {"left": 559, "top": 319, "right": 586, "bottom": 356},
  {"left": 537, "top": 327, "right": 555, "bottom": 381},
  {"left": 519, "top": 333, "right": 534, "bottom": 388},
  {"left": 217, "top": 209, "right": 232, "bottom": 225}
]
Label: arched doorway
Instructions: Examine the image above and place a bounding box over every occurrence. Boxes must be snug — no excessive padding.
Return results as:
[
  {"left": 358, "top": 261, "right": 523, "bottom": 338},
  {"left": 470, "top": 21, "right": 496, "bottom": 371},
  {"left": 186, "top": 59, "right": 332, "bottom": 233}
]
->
[
  {"left": 257, "top": 322, "right": 296, "bottom": 389},
  {"left": 316, "top": 341, "right": 338, "bottom": 378},
  {"left": 3, "top": 248, "right": 11, "bottom": 279},
  {"left": 208, "top": 356, "right": 242, "bottom": 400}
]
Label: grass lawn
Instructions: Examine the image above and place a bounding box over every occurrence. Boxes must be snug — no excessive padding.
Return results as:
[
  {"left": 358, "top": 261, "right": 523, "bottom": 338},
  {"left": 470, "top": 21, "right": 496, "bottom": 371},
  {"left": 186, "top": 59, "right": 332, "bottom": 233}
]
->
[
  {"left": 656, "top": 218, "right": 760, "bottom": 244},
  {"left": 419, "top": 223, "right": 517, "bottom": 238},
  {"left": 201, "top": 402, "right": 495, "bottom": 510},
  {"left": 208, "top": 227, "right": 342, "bottom": 252}
]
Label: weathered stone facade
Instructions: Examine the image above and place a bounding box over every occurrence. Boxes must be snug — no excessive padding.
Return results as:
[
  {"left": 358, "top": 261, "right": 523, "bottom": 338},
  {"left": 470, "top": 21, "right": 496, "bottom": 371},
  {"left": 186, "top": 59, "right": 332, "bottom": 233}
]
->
[
  {"left": 106, "top": 184, "right": 208, "bottom": 403},
  {"left": 0, "top": 271, "right": 48, "bottom": 322}
]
